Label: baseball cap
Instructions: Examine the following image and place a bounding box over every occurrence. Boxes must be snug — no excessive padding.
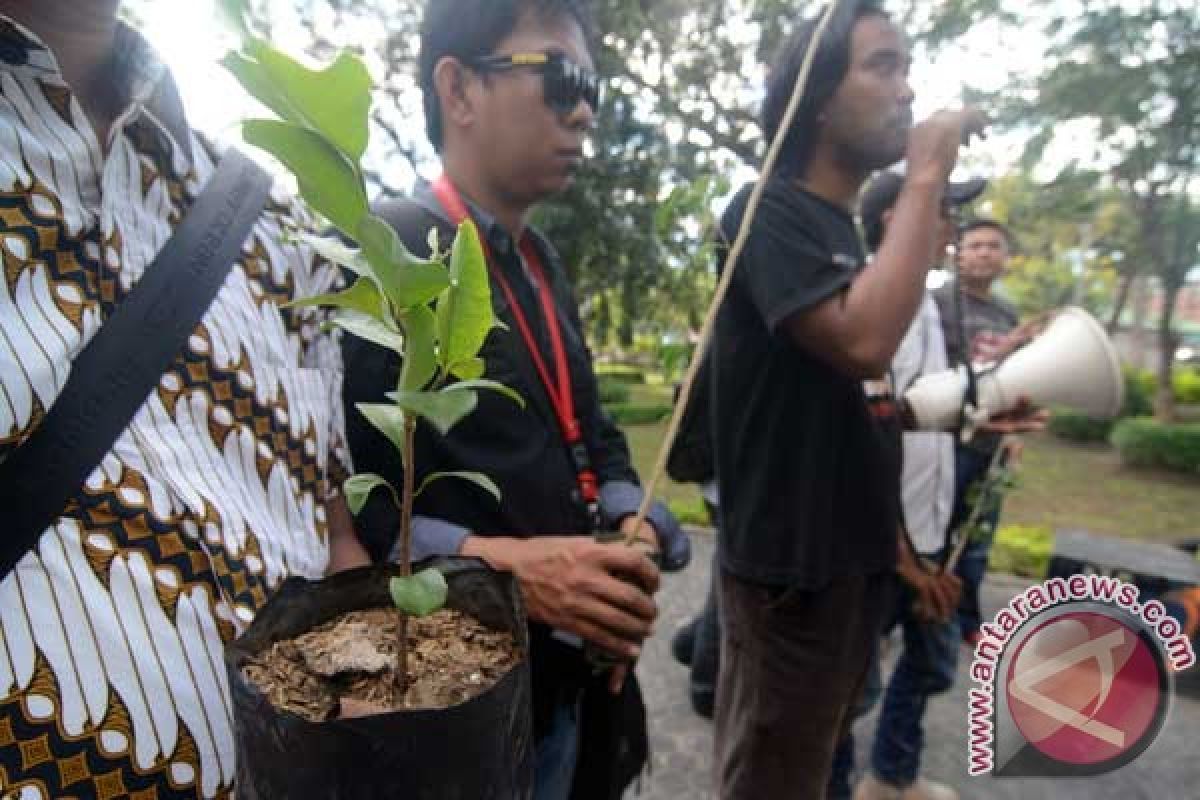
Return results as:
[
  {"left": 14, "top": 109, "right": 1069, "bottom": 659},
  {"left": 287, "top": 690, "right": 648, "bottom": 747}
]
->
[{"left": 859, "top": 171, "right": 987, "bottom": 251}]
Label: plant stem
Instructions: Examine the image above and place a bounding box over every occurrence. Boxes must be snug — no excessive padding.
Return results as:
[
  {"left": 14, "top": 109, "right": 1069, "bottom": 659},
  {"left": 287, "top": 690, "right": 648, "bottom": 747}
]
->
[{"left": 394, "top": 415, "right": 417, "bottom": 696}]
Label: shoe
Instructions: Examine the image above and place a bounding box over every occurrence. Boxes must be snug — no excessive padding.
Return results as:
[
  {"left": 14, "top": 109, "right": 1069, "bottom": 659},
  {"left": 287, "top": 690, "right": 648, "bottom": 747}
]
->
[
  {"left": 853, "top": 775, "right": 958, "bottom": 800},
  {"left": 671, "top": 620, "right": 696, "bottom": 667},
  {"left": 962, "top": 629, "right": 983, "bottom": 649}
]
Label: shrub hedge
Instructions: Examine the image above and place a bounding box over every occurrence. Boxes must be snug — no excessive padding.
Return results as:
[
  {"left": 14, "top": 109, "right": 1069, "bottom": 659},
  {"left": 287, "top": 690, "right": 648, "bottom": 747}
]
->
[
  {"left": 1047, "top": 366, "right": 1161, "bottom": 443},
  {"left": 1110, "top": 418, "right": 1200, "bottom": 474},
  {"left": 988, "top": 524, "right": 1053, "bottom": 580},
  {"left": 1047, "top": 408, "right": 1113, "bottom": 442},
  {"left": 597, "top": 379, "right": 632, "bottom": 405},
  {"left": 668, "top": 496, "right": 712, "bottom": 527},
  {"left": 606, "top": 403, "right": 672, "bottom": 425},
  {"left": 594, "top": 364, "right": 645, "bottom": 384},
  {"left": 1175, "top": 367, "right": 1200, "bottom": 405}
]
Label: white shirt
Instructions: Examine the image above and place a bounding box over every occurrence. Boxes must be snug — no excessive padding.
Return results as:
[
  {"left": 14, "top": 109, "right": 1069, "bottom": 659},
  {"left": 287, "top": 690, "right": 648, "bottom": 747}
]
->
[{"left": 892, "top": 293, "right": 956, "bottom": 555}]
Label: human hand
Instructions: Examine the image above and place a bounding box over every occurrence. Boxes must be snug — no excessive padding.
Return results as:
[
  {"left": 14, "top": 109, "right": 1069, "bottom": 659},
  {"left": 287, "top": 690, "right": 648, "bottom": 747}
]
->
[
  {"left": 979, "top": 395, "right": 1049, "bottom": 435},
  {"left": 1002, "top": 436, "right": 1025, "bottom": 466},
  {"left": 1002, "top": 313, "right": 1053, "bottom": 356},
  {"left": 618, "top": 515, "right": 660, "bottom": 557},
  {"left": 902, "top": 567, "right": 963, "bottom": 624},
  {"left": 970, "top": 330, "right": 1009, "bottom": 364},
  {"left": 461, "top": 535, "right": 660, "bottom": 660},
  {"left": 905, "top": 108, "right": 989, "bottom": 186}
]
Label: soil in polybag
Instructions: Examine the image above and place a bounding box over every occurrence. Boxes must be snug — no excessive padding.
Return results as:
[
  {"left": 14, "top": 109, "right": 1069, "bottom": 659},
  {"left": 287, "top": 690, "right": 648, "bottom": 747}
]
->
[
  {"left": 244, "top": 606, "right": 519, "bottom": 720},
  {"left": 226, "top": 557, "right": 533, "bottom": 800}
]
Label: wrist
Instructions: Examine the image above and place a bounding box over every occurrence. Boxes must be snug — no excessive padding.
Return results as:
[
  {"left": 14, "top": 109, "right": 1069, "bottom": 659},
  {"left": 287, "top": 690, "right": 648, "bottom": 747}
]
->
[
  {"left": 902, "top": 170, "right": 950, "bottom": 195},
  {"left": 461, "top": 535, "right": 520, "bottom": 572},
  {"left": 896, "top": 560, "right": 923, "bottom": 586}
]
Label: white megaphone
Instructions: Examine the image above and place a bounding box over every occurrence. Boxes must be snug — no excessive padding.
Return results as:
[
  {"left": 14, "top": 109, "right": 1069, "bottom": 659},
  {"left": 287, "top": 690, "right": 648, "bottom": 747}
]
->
[{"left": 904, "top": 307, "right": 1124, "bottom": 432}]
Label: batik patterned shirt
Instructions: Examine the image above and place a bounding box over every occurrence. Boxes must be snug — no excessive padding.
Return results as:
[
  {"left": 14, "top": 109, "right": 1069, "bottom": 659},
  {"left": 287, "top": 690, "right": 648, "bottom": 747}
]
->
[{"left": 0, "top": 17, "right": 349, "bottom": 800}]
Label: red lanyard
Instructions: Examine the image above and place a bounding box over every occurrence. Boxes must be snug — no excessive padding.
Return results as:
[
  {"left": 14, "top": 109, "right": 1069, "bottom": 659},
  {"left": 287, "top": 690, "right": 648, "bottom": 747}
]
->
[{"left": 431, "top": 175, "right": 599, "bottom": 506}]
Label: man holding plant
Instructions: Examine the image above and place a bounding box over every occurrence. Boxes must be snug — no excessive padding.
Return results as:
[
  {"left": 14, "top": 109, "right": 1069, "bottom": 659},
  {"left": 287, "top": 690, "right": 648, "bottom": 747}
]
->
[
  {"left": 0, "top": 1, "right": 370, "bottom": 798},
  {"left": 342, "top": 1, "right": 687, "bottom": 798},
  {"left": 933, "top": 219, "right": 1024, "bottom": 645}
]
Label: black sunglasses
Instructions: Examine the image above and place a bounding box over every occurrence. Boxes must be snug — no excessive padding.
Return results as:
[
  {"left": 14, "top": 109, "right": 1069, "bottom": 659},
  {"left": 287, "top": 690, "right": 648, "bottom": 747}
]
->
[{"left": 470, "top": 51, "right": 601, "bottom": 115}]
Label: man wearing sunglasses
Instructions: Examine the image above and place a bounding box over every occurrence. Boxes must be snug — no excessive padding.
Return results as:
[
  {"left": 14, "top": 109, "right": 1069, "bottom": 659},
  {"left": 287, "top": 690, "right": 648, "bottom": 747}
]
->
[{"left": 341, "top": 2, "right": 688, "bottom": 799}]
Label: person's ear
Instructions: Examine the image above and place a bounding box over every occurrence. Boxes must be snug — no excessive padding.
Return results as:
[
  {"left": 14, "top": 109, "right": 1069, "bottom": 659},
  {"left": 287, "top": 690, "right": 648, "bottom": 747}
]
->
[
  {"left": 881, "top": 208, "right": 894, "bottom": 230},
  {"left": 433, "top": 57, "right": 477, "bottom": 135}
]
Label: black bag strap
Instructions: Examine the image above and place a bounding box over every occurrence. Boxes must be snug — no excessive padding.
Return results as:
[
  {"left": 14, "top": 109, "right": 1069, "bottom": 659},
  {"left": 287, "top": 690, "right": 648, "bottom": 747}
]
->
[
  {"left": 953, "top": 278, "right": 981, "bottom": 428},
  {"left": 0, "top": 149, "right": 272, "bottom": 576}
]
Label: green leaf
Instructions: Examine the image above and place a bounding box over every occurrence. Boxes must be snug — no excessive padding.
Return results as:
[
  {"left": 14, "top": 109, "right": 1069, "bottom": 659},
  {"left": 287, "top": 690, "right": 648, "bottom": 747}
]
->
[
  {"left": 287, "top": 277, "right": 383, "bottom": 318},
  {"left": 343, "top": 473, "right": 394, "bottom": 515},
  {"left": 399, "top": 305, "right": 438, "bottom": 392},
  {"left": 357, "top": 403, "right": 408, "bottom": 460},
  {"left": 436, "top": 220, "right": 495, "bottom": 368},
  {"left": 386, "top": 389, "right": 477, "bottom": 435},
  {"left": 301, "top": 234, "right": 369, "bottom": 274},
  {"left": 414, "top": 471, "right": 501, "bottom": 503},
  {"left": 358, "top": 215, "right": 451, "bottom": 308},
  {"left": 245, "top": 44, "right": 372, "bottom": 162},
  {"left": 389, "top": 568, "right": 448, "bottom": 617},
  {"left": 330, "top": 311, "right": 405, "bottom": 354},
  {"left": 242, "top": 118, "right": 368, "bottom": 236},
  {"left": 442, "top": 378, "right": 524, "bottom": 408},
  {"left": 223, "top": 51, "right": 302, "bottom": 130},
  {"left": 450, "top": 357, "right": 486, "bottom": 381}
]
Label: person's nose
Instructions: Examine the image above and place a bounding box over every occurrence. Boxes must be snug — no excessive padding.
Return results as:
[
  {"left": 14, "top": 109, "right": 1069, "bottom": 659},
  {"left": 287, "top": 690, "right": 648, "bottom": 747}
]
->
[{"left": 563, "top": 95, "right": 595, "bottom": 133}]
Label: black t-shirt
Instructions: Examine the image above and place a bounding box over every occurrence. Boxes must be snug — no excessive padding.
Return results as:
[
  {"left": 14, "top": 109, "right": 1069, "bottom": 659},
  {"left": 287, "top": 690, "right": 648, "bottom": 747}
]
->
[{"left": 712, "top": 180, "right": 899, "bottom": 588}]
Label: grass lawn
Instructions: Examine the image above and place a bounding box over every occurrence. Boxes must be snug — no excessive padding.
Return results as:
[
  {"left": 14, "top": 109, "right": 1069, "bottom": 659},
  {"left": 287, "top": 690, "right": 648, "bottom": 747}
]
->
[
  {"left": 615, "top": 383, "right": 710, "bottom": 524},
  {"left": 617, "top": 398, "right": 1200, "bottom": 541},
  {"left": 1002, "top": 432, "right": 1200, "bottom": 542}
]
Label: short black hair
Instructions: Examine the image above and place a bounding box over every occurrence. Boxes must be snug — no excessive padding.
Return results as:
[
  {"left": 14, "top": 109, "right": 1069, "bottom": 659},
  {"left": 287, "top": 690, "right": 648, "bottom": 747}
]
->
[
  {"left": 761, "top": 1, "right": 888, "bottom": 178},
  {"left": 959, "top": 218, "right": 1013, "bottom": 249},
  {"left": 418, "top": 0, "right": 592, "bottom": 151}
]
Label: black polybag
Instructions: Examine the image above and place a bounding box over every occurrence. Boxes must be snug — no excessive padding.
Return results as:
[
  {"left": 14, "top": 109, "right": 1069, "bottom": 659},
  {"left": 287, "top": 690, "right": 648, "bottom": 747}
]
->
[{"left": 225, "top": 556, "right": 533, "bottom": 800}]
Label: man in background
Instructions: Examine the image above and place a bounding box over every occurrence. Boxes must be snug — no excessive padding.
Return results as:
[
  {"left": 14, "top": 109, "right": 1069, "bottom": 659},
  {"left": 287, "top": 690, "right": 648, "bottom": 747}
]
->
[
  {"left": 934, "top": 219, "right": 1021, "bottom": 645},
  {"left": 829, "top": 171, "right": 982, "bottom": 800}
]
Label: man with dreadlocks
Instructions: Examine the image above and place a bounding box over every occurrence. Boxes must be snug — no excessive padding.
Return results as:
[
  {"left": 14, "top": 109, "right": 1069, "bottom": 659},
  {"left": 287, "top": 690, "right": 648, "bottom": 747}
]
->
[{"left": 709, "top": 3, "right": 987, "bottom": 796}]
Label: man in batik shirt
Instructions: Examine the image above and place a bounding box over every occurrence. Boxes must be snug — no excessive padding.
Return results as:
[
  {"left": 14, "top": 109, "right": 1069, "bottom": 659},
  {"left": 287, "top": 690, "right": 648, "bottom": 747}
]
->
[{"left": 0, "top": 2, "right": 370, "bottom": 798}]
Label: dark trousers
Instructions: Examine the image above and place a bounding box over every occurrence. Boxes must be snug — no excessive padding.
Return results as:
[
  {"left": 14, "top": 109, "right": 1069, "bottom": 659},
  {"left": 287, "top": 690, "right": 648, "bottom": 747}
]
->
[
  {"left": 714, "top": 568, "right": 892, "bottom": 800},
  {"left": 686, "top": 501, "right": 722, "bottom": 706}
]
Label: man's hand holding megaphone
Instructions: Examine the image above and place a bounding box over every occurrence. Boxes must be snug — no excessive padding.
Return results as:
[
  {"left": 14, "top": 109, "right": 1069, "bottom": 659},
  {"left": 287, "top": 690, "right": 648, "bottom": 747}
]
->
[
  {"left": 903, "top": 307, "right": 1125, "bottom": 435},
  {"left": 976, "top": 395, "right": 1050, "bottom": 436}
]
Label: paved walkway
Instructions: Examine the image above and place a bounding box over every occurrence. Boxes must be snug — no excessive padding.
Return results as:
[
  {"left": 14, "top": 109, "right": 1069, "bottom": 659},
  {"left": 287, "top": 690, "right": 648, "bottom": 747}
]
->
[{"left": 632, "top": 531, "right": 1200, "bottom": 799}]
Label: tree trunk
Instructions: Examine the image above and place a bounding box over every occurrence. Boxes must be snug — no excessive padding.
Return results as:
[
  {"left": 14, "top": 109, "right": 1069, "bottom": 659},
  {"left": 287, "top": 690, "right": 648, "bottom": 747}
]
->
[
  {"left": 1107, "top": 272, "right": 1134, "bottom": 334},
  {"left": 1153, "top": 283, "right": 1181, "bottom": 423},
  {"left": 617, "top": 276, "right": 637, "bottom": 349}
]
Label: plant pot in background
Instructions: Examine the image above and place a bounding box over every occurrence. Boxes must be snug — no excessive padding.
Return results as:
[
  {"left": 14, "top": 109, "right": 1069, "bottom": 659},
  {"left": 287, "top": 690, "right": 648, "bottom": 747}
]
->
[{"left": 226, "top": 557, "right": 533, "bottom": 800}]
